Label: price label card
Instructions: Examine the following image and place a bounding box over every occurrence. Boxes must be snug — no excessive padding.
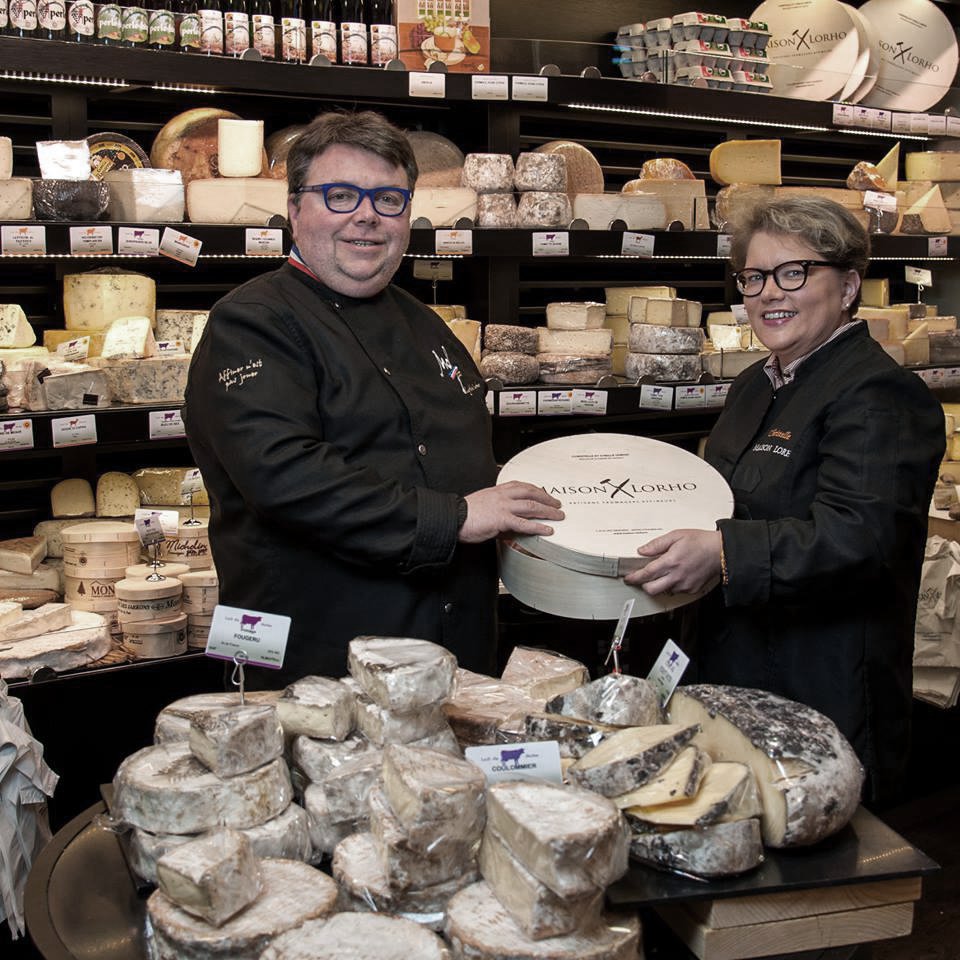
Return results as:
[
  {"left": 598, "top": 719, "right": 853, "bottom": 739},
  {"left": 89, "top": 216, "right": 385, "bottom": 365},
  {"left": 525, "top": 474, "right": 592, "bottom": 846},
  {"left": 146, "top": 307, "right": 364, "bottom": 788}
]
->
[
  {"left": 675, "top": 384, "right": 706, "bottom": 409},
  {"left": 705, "top": 382, "right": 731, "bottom": 406},
  {"left": 928, "top": 115, "right": 947, "bottom": 136},
  {"left": 832, "top": 103, "right": 855, "bottom": 126},
  {"left": 571, "top": 388, "right": 608, "bottom": 415},
  {"left": 134, "top": 508, "right": 177, "bottom": 545},
  {"left": 871, "top": 109, "right": 892, "bottom": 131},
  {"left": 730, "top": 303, "right": 749, "bottom": 322},
  {"left": 56, "top": 336, "right": 90, "bottom": 362},
  {"left": 464, "top": 741, "right": 564, "bottom": 785},
  {"left": 906, "top": 265, "right": 933, "bottom": 286},
  {"left": 148, "top": 409, "right": 187, "bottom": 439},
  {"left": 944, "top": 366, "right": 960, "bottom": 386},
  {"left": 180, "top": 468, "right": 204, "bottom": 499},
  {"left": 512, "top": 75, "right": 548, "bottom": 101},
  {"left": 498, "top": 390, "right": 537, "bottom": 416},
  {"left": 69, "top": 225, "right": 113, "bottom": 255},
  {"left": 948, "top": 116, "right": 960, "bottom": 138},
  {"left": 647, "top": 639, "right": 690, "bottom": 705},
  {"left": 206, "top": 604, "right": 290, "bottom": 669},
  {"left": 639, "top": 383, "right": 674, "bottom": 410},
  {"left": 472, "top": 75, "right": 509, "bottom": 99},
  {"left": 928, "top": 237, "right": 948, "bottom": 257},
  {"left": 160, "top": 227, "right": 203, "bottom": 267},
  {"left": 435, "top": 229, "right": 473, "bottom": 255},
  {"left": 532, "top": 232, "right": 569, "bottom": 257},
  {"left": 156, "top": 339, "right": 187, "bottom": 355},
  {"left": 409, "top": 71, "right": 445, "bottom": 98},
  {"left": 0, "top": 419, "right": 34, "bottom": 451},
  {"left": 924, "top": 367, "right": 946, "bottom": 387},
  {"left": 909, "top": 112, "right": 931, "bottom": 133},
  {"left": 245, "top": 228, "right": 284, "bottom": 256},
  {"left": 51, "top": 413, "right": 97, "bottom": 447},
  {"left": 864, "top": 190, "right": 897, "bottom": 212},
  {"left": 1, "top": 225, "right": 46, "bottom": 255},
  {"left": 621, "top": 232, "right": 654, "bottom": 257},
  {"left": 537, "top": 389, "right": 573, "bottom": 415},
  {"left": 118, "top": 226, "right": 160, "bottom": 256},
  {"left": 891, "top": 112, "right": 912, "bottom": 134},
  {"left": 716, "top": 234, "right": 732, "bottom": 257}
]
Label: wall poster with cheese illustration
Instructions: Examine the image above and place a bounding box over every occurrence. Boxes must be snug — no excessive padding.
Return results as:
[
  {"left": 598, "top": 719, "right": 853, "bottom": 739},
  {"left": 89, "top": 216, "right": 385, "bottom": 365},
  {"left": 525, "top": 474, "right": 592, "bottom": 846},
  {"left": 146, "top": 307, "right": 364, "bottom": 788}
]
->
[{"left": 397, "top": 0, "right": 490, "bottom": 72}]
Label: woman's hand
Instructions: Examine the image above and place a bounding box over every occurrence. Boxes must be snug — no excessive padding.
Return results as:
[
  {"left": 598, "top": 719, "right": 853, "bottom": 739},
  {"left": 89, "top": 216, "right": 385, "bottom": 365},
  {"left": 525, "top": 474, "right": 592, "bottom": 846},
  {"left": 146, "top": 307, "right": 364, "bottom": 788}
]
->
[
  {"left": 624, "top": 529, "right": 723, "bottom": 595},
  {"left": 459, "top": 482, "right": 564, "bottom": 544}
]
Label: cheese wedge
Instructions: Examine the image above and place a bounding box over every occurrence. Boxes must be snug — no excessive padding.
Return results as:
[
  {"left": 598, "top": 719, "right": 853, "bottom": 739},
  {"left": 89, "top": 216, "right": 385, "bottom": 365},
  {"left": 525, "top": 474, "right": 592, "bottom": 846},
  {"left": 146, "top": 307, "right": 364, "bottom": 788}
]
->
[
  {"left": 0, "top": 305, "right": 35, "bottom": 348},
  {"left": 709, "top": 139, "right": 781, "bottom": 186},
  {"left": 898, "top": 185, "right": 951, "bottom": 235},
  {"left": 876, "top": 143, "right": 900, "bottom": 193}
]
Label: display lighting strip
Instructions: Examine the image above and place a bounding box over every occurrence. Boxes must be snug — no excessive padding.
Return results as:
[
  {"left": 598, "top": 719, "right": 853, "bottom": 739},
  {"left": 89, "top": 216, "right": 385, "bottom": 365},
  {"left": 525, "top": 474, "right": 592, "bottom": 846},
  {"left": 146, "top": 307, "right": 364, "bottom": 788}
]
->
[
  {"left": 152, "top": 82, "right": 220, "bottom": 95},
  {"left": 870, "top": 255, "right": 954, "bottom": 262},
  {"left": 0, "top": 70, "right": 128, "bottom": 88},
  {"left": 0, "top": 253, "right": 287, "bottom": 260},
  {"left": 405, "top": 252, "right": 465, "bottom": 260}
]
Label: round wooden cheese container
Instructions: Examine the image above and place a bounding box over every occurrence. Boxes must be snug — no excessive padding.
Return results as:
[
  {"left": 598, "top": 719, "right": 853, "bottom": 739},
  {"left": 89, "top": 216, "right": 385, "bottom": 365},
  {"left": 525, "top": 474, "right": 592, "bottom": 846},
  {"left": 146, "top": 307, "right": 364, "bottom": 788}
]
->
[
  {"left": 115, "top": 577, "right": 183, "bottom": 625},
  {"left": 64, "top": 572, "right": 124, "bottom": 602},
  {"left": 125, "top": 562, "right": 191, "bottom": 581},
  {"left": 186, "top": 613, "right": 213, "bottom": 650},
  {"left": 70, "top": 593, "right": 121, "bottom": 634},
  {"left": 179, "top": 568, "right": 219, "bottom": 615},
  {"left": 62, "top": 520, "right": 142, "bottom": 570},
  {"left": 122, "top": 613, "right": 188, "bottom": 659},
  {"left": 158, "top": 519, "right": 212, "bottom": 568}
]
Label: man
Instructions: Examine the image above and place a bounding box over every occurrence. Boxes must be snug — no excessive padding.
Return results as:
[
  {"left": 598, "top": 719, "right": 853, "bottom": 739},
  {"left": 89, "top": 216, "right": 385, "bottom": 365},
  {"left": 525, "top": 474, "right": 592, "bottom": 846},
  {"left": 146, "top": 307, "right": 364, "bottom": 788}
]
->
[{"left": 183, "top": 111, "right": 561, "bottom": 685}]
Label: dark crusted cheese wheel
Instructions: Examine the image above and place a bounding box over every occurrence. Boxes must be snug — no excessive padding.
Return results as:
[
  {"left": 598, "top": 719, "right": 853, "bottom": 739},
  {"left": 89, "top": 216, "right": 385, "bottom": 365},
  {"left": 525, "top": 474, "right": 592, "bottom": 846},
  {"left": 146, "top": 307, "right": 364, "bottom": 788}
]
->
[
  {"left": 624, "top": 353, "right": 701, "bottom": 382},
  {"left": 629, "top": 818, "right": 764, "bottom": 878},
  {"left": 87, "top": 132, "right": 150, "bottom": 179},
  {"left": 407, "top": 130, "right": 465, "bottom": 188},
  {"left": 639, "top": 157, "right": 695, "bottom": 180},
  {"left": 476, "top": 192, "right": 518, "bottom": 229},
  {"left": 33, "top": 180, "right": 110, "bottom": 221},
  {"left": 517, "top": 192, "right": 571, "bottom": 229},
  {"left": 264, "top": 124, "right": 306, "bottom": 182},
  {"left": 537, "top": 354, "right": 612, "bottom": 384},
  {"left": 534, "top": 140, "right": 604, "bottom": 201},
  {"left": 480, "top": 352, "right": 539, "bottom": 385},
  {"left": 483, "top": 324, "right": 538, "bottom": 355},
  {"left": 514, "top": 153, "right": 566, "bottom": 193}
]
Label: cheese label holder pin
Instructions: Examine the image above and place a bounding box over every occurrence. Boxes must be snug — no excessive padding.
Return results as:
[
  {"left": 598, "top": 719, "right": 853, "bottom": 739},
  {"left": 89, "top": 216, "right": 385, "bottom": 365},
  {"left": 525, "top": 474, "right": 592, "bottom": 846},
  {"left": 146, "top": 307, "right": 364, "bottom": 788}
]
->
[
  {"left": 603, "top": 599, "right": 634, "bottom": 674},
  {"left": 180, "top": 470, "right": 204, "bottom": 527},
  {"left": 230, "top": 650, "right": 248, "bottom": 705}
]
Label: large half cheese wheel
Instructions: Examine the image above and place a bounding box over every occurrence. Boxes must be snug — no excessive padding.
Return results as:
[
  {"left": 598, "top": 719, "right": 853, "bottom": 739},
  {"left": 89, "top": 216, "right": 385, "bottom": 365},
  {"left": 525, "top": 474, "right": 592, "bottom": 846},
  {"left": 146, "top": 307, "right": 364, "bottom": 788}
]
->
[
  {"left": 264, "top": 124, "right": 306, "bottom": 182},
  {"left": 534, "top": 141, "right": 604, "bottom": 200},
  {"left": 406, "top": 130, "right": 465, "bottom": 188}
]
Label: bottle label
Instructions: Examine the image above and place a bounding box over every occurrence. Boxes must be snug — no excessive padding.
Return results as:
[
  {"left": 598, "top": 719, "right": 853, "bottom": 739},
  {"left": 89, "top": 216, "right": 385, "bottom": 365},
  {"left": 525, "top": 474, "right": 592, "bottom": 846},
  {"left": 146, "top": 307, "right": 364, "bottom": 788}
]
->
[
  {"left": 121, "top": 4, "right": 147, "bottom": 41},
  {"left": 369, "top": 22, "right": 397, "bottom": 66},
  {"left": 68, "top": 0, "right": 94, "bottom": 34},
  {"left": 252, "top": 12, "right": 274, "bottom": 57},
  {"left": 148, "top": 6, "right": 174, "bottom": 44},
  {"left": 0, "top": 0, "right": 7, "bottom": 29},
  {"left": 340, "top": 20, "right": 366, "bottom": 64},
  {"left": 281, "top": 15, "right": 305, "bottom": 62},
  {"left": 198, "top": 7, "right": 222, "bottom": 52},
  {"left": 96, "top": 1, "right": 120, "bottom": 37},
  {"left": 10, "top": 0, "right": 38, "bottom": 29},
  {"left": 38, "top": 0, "right": 66, "bottom": 29},
  {"left": 179, "top": 10, "right": 200, "bottom": 47},
  {"left": 310, "top": 18, "right": 335, "bottom": 60},
  {"left": 224, "top": 9, "right": 249, "bottom": 54}
]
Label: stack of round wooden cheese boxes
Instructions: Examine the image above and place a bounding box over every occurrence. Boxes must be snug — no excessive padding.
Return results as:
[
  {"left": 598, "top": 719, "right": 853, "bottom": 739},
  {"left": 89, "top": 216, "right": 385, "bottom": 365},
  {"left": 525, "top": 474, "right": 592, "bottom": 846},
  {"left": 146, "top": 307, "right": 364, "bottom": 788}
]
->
[{"left": 61, "top": 519, "right": 217, "bottom": 660}]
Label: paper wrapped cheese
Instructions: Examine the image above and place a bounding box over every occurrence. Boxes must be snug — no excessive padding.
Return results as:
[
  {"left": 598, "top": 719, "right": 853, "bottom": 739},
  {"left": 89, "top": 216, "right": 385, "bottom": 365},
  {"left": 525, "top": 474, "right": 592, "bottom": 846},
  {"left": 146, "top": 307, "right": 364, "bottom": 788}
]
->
[
  {"left": 291, "top": 733, "right": 375, "bottom": 783},
  {"left": 348, "top": 637, "right": 457, "bottom": 711}
]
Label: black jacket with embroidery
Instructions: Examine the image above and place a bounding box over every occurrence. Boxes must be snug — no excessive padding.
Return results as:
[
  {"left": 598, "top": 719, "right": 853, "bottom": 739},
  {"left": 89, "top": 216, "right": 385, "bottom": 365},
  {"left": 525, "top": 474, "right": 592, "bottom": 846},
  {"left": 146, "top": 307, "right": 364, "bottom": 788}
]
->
[
  {"left": 182, "top": 262, "right": 498, "bottom": 685},
  {"left": 692, "top": 322, "right": 944, "bottom": 803}
]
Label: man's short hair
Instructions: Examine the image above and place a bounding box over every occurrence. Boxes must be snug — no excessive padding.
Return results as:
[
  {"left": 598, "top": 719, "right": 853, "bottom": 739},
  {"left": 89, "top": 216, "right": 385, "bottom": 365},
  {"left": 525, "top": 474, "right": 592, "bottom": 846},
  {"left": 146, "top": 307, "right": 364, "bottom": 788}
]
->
[{"left": 287, "top": 111, "right": 419, "bottom": 206}]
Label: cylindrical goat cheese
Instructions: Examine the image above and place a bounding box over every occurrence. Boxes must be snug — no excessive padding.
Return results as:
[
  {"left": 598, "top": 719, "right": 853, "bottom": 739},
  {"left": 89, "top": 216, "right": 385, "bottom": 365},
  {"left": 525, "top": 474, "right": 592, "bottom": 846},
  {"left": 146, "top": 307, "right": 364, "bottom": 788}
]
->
[
  {"left": 517, "top": 191, "right": 571, "bottom": 228},
  {"left": 179, "top": 568, "right": 219, "bottom": 614},
  {"left": 159, "top": 519, "right": 212, "bottom": 568},
  {"left": 217, "top": 119, "right": 265, "bottom": 178},
  {"left": 483, "top": 324, "right": 538, "bottom": 355},
  {"left": 476, "top": 192, "right": 518, "bottom": 229},
  {"left": 514, "top": 153, "right": 566, "bottom": 193},
  {"left": 62, "top": 520, "right": 142, "bottom": 570},
  {"left": 461, "top": 153, "right": 515, "bottom": 193}
]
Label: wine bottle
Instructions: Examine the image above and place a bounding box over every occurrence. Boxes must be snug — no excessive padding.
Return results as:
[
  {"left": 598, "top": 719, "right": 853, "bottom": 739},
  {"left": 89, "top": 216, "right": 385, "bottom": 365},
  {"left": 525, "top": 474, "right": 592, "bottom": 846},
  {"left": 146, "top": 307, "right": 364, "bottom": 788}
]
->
[
  {"left": 197, "top": 0, "right": 222, "bottom": 52},
  {"left": 280, "top": 0, "right": 305, "bottom": 62},
  {"left": 309, "top": 0, "right": 335, "bottom": 62},
  {"left": 121, "top": 0, "right": 149, "bottom": 45},
  {"left": 66, "top": 0, "right": 95, "bottom": 40},
  {"left": 249, "top": 0, "right": 274, "bottom": 57},
  {"left": 338, "top": 0, "right": 364, "bottom": 65},
  {"left": 177, "top": 0, "right": 200, "bottom": 49},
  {"left": 37, "top": 0, "right": 66, "bottom": 38},
  {"left": 148, "top": 0, "right": 175, "bottom": 47},
  {"left": 96, "top": 0, "right": 121, "bottom": 41},
  {"left": 0, "top": 0, "right": 9, "bottom": 35},
  {"left": 223, "top": 0, "right": 248, "bottom": 54},
  {"left": 9, "top": 0, "right": 39, "bottom": 36},
  {"left": 366, "top": 0, "right": 395, "bottom": 68}
]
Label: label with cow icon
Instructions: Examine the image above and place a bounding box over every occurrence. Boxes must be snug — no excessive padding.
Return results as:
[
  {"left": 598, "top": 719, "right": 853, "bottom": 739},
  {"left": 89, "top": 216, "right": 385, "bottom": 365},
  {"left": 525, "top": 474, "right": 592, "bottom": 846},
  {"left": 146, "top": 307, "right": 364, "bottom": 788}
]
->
[
  {"left": 464, "top": 740, "right": 563, "bottom": 785},
  {"left": 117, "top": 227, "right": 160, "bottom": 256},
  {"left": 51, "top": 413, "right": 97, "bottom": 448},
  {"left": 205, "top": 604, "right": 290, "bottom": 670},
  {"left": 0, "top": 419, "right": 33, "bottom": 451},
  {"left": 148, "top": 409, "right": 186, "bottom": 440}
]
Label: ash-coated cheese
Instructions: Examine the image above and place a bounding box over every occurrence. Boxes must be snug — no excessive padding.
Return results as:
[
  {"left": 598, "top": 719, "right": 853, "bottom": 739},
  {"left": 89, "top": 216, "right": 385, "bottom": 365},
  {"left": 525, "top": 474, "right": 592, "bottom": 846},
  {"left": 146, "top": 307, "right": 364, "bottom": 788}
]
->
[
  {"left": 112, "top": 741, "right": 293, "bottom": 834},
  {"left": 101, "top": 315, "right": 158, "bottom": 360},
  {"left": 567, "top": 723, "right": 701, "bottom": 797},
  {"left": 276, "top": 675, "right": 355, "bottom": 740},
  {"left": 476, "top": 192, "right": 519, "bottom": 229},
  {"left": 147, "top": 858, "right": 338, "bottom": 960},
  {"left": 501, "top": 647, "right": 589, "bottom": 700},
  {"left": 624, "top": 352, "right": 702, "bottom": 382},
  {"left": 63, "top": 270, "right": 156, "bottom": 331},
  {"left": 546, "top": 674, "right": 661, "bottom": 727},
  {"left": 353, "top": 687, "right": 448, "bottom": 745},
  {"left": 514, "top": 153, "right": 566, "bottom": 193},
  {"left": 478, "top": 827, "right": 604, "bottom": 940},
  {"left": 0, "top": 305, "right": 35, "bottom": 349},
  {"left": 523, "top": 713, "right": 618, "bottom": 759},
  {"left": 154, "top": 691, "right": 282, "bottom": 743},
  {"left": 461, "top": 154, "right": 515, "bottom": 193},
  {"left": 667, "top": 684, "right": 864, "bottom": 847},
  {"left": 95, "top": 355, "right": 190, "bottom": 404},
  {"left": 536, "top": 354, "right": 612, "bottom": 383},
  {"left": 292, "top": 733, "right": 375, "bottom": 783},
  {"left": 517, "top": 192, "right": 571, "bottom": 229},
  {"left": 0, "top": 602, "right": 72, "bottom": 641},
  {"left": 0, "top": 609, "right": 111, "bottom": 679},
  {"left": 629, "top": 817, "right": 763, "bottom": 878},
  {"left": 368, "top": 782, "right": 478, "bottom": 891},
  {"left": 303, "top": 782, "right": 368, "bottom": 857},
  {"left": 0, "top": 178, "right": 33, "bottom": 219},
  {"left": 545, "top": 302, "right": 605, "bottom": 331},
  {"left": 322, "top": 748, "right": 383, "bottom": 823},
  {"left": 485, "top": 781, "right": 629, "bottom": 897},
  {"left": 536, "top": 327, "right": 613, "bottom": 357},
  {"left": 483, "top": 324, "right": 538, "bottom": 355},
  {"left": 348, "top": 637, "right": 457, "bottom": 711},
  {"left": 446, "top": 881, "right": 641, "bottom": 960},
  {"left": 480, "top": 352, "right": 539, "bottom": 385},
  {"left": 612, "top": 745, "right": 711, "bottom": 809},
  {"left": 188, "top": 704, "right": 284, "bottom": 778},
  {"left": 156, "top": 828, "right": 262, "bottom": 927},
  {"left": 382, "top": 743, "right": 486, "bottom": 849},
  {"left": 628, "top": 322, "right": 704, "bottom": 355},
  {"left": 186, "top": 177, "right": 288, "bottom": 224},
  {"left": 0, "top": 536, "right": 47, "bottom": 575},
  {"left": 262, "top": 911, "right": 452, "bottom": 960}
]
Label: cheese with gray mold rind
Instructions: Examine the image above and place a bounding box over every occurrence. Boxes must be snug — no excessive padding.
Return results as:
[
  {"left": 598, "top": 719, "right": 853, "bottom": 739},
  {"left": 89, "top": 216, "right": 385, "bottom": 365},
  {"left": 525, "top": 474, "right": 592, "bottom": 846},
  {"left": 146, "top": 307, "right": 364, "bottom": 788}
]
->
[
  {"left": 500, "top": 647, "right": 588, "bottom": 701},
  {"left": 514, "top": 153, "right": 566, "bottom": 193},
  {"left": 522, "top": 713, "right": 618, "bottom": 760},
  {"left": 628, "top": 322, "right": 704, "bottom": 355},
  {"left": 112, "top": 741, "right": 292, "bottom": 834},
  {"left": 476, "top": 192, "right": 518, "bottom": 229},
  {"left": 485, "top": 781, "right": 629, "bottom": 898},
  {"left": 353, "top": 686, "right": 448, "bottom": 745},
  {"left": 147, "top": 858, "right": 338, "bottom": 960},
  {"left": 546, "top": 674, "right": 661, "bottom": 727},
  {"left": 483, "top": 324, "right": 539, "bottom": 355},
  {"left": 156, "top": 828, "right": 262, "bottom": 927},
  {"left": 261, "top": 911, "right": 452, "bottom": 960},
  {"left": 276, "top": 675, "right": 355, "bottom": 740},
  {"left": 667, "top": 684, "right": 865, "bottom": 847},
  {"left": 628, "top": 817, "right": 764, "bottom": 878},
  {"left": 479, "top": 352, "right": 539, "bottom": 385},
  {"left": 303, "top": 782, "right": 368, "bottom": 857},
  {"left": 348, "top": 637, "right": 457, "bottom": 711},
  {"left": 292, "top": 733, "right": 374, "bottom": 783},
  {"left": 611, "top": 745, "right": 711, "bottom": 809},
  {"left": 322, "top": 748, "right": 383, "bottom": 823},
  {"left": 624, "top": 352, "right": 702, "bottom": 382},
  {"left": 517, "top": 191, "right": 572, "bottom": 229},
  {"left": 188, "top": 704, "right": 284, "bottom": 778},
  {"left": 93, "top": 355, "right": 189, "bottom": 404},
  {"left": 446, "top": 881, "right": 641, "bottom": 960},
  {"left": 461, "top": 154, "right": 515, "bottom": 194},
  {"left": 478, "top": 827, "right": 604, "bottom": 940}
]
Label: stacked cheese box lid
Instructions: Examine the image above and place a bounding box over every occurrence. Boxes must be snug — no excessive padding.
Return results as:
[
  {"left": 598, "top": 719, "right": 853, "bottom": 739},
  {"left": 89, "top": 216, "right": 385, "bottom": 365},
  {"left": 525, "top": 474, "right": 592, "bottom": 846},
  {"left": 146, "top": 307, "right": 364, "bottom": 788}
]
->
[{"left": 497, "top": 433, "right": 733, "bottom": 619}]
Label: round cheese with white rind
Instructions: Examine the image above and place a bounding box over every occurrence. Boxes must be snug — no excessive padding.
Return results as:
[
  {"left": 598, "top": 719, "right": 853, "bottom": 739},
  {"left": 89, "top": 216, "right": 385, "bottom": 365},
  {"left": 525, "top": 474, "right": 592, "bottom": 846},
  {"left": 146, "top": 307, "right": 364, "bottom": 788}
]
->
[
  {"left": 0, "top": 609, "right": 111, "bottom": 679},
  {"left": 154, "top": 690, "right": 283, "bottom": 744},
  {"left": 446, "top": 881, "right": 640, "bottom": 960},
  {"left": 112, "top": 741, "right": 292, "bottom": 834},
  {"left": 261, "top": 911, "right": 452, "bottom": 960},
  {"left": 348, "top": 637, "right": 457, "bottom": 711},
  {"left": 147, "top": 858, "right": 338, "bottom": 960}
]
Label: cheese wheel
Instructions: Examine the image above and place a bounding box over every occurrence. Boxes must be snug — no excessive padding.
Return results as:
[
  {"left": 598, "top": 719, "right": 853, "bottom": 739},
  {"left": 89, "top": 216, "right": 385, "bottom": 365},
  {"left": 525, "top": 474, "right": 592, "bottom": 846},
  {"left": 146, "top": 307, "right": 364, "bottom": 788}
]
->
[
  {"left": 87, "top": 132, "right": 150, "bottom": 179},
  {"left": 639, "top": 157, "right": 695, "bottom": 180},
  {"left": 534, "top": 141, "right": 604, "bottom": 200},
  {"left": 0, "top": 609, "right": 111, "bottom": 680},
  {"left": 264, "top": 125, "right": 306, "bottom": 181},
  {"left": 484, "top": 324, "right": 538, "bottom": 354},
  {"left": 480, "top": 352, "right": 539, "bottom": 385},
  {"left": 514, "top": 153, "right": 566, "bottom": 193},
  {"left": 461, "top": 154, "right": 515, "bottom": 193},
  {"left": 516, "top": 192, "right": 571, "bottom": 229},
  {"left": 407, "top": 131, "right": 465, "bottom": 189},
  {"left": 709, "top": 139, "right": 781, "bottom": 186},
  {"left": 476, "top": 192, "right": 518, "bottom": 228},
  {"left": 122, "top": 613, "right": 188, "bottom": 658}
]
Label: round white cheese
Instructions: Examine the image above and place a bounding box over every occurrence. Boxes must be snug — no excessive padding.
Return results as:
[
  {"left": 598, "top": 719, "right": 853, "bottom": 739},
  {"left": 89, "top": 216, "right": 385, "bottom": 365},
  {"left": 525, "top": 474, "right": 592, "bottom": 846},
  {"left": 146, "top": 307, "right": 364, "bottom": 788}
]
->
[{"left": 154, "top": 691, "right": 283, "bottom": 744}]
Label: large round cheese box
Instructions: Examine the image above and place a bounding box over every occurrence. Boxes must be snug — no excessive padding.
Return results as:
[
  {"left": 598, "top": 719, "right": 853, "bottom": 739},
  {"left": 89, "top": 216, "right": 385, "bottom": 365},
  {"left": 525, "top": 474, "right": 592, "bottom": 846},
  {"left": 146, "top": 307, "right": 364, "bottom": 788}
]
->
[
  {"left": 61, "top": 520, "right": 141, "bottom": 570},
  {"left": 115, "top": 576, "right": 183, "bottom": 625},
  {"left": 179, "top": 568, "right": 219, "bottom": 615}
]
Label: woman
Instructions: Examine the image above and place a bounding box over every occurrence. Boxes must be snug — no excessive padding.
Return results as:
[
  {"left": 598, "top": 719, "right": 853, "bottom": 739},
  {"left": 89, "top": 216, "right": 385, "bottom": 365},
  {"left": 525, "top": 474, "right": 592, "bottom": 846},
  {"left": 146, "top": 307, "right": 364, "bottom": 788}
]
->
[{"left": 625, "top": 196, "right": 945, "bottom": 805}]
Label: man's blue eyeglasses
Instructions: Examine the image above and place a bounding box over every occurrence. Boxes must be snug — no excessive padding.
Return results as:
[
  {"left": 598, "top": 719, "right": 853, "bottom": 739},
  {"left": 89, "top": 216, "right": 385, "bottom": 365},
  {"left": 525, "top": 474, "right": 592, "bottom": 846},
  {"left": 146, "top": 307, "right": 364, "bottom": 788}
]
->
[{"left": 294, "top": 182, "right": 412, "bottom": 217}]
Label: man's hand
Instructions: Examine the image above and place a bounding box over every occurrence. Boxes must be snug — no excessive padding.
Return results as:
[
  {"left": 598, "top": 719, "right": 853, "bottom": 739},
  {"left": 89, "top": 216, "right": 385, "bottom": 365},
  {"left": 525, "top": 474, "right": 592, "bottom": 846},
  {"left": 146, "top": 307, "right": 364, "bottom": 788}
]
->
[
  {"left": 623, "top": 529, "right": 722, "bottom": 595},
  {"left": 459, "top": 482, "right": 564, "bottom": 544}
]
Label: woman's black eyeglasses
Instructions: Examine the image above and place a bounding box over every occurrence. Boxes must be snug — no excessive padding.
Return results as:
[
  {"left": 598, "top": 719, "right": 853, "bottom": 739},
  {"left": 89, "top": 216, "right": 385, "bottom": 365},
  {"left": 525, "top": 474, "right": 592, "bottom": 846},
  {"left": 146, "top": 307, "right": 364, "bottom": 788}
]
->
[{"left": 733, "top": 260, "right": 842, "bottom": 297}]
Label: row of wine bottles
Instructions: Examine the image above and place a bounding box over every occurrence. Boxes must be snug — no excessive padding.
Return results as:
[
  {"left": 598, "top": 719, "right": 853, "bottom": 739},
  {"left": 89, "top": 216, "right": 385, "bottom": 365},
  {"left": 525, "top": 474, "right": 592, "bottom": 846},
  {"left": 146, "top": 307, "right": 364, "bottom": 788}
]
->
[{"left": 0, "top": 0, "right": 397, "bottom": 66}]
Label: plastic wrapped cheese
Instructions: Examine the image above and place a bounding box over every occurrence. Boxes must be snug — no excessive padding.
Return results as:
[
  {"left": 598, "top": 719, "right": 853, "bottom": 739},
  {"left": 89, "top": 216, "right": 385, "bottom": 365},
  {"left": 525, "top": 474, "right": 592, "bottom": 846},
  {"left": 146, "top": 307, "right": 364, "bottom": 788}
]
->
[
  {"left": 546, "top": 674, "right": 661, "bottom": 727},
  {"left": 276, "top": 675, "right": 356, "bottom": 740},
  {"left": 291, "top": 733, "right": 375, "bottom": 783},
  {"left": 348, "top": 637, "right": 456, "bottom": 711},
  {"left": 188, "top": 704, "right": 284, "bottom": 778}
]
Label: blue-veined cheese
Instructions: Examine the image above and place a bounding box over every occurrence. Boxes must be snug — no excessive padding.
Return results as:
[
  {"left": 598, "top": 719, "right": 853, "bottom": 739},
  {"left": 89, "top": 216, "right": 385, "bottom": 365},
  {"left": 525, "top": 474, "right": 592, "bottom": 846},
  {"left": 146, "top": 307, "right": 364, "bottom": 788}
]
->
[
  {"left": 101, "top": 315, "right": 158, "bottom": 360},
  {"left": 0, "top": 305, "right": 35, "bottom": 348},
  {"left": 94, "top": 355, "right": 190, "bottom": 404},
  {"left": 63, "top": 270, "right": 156, "bottom": 331}
]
